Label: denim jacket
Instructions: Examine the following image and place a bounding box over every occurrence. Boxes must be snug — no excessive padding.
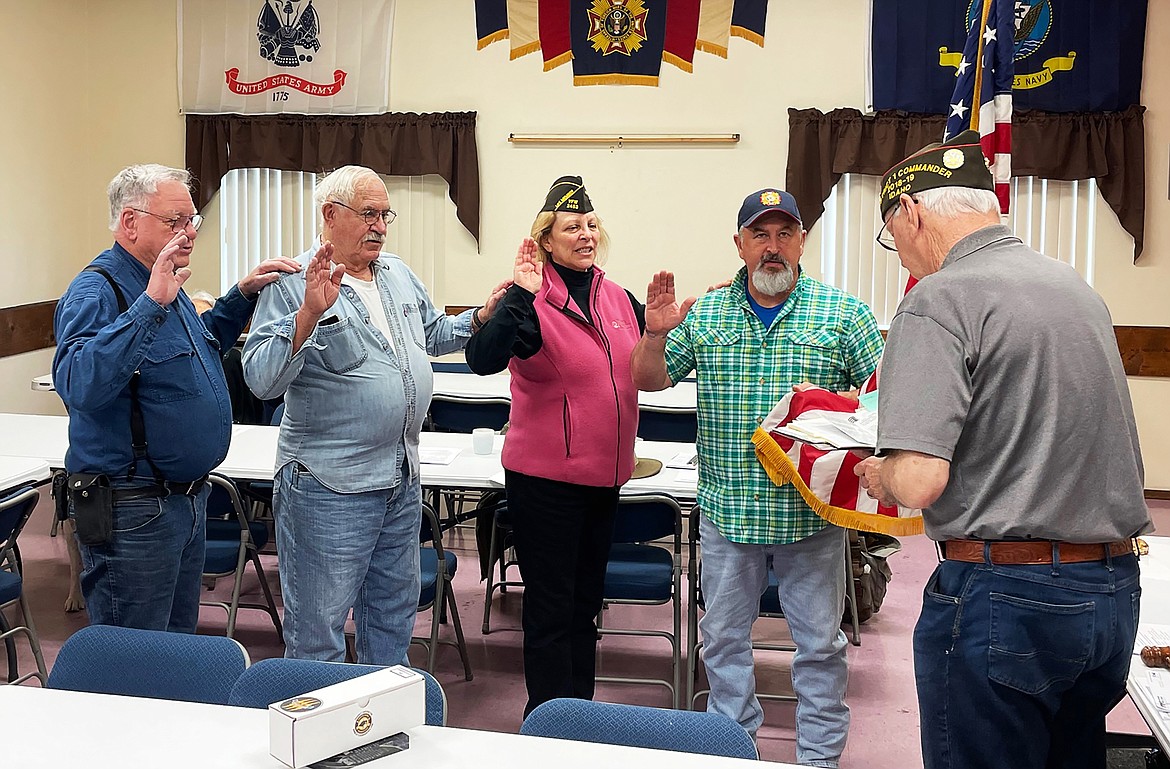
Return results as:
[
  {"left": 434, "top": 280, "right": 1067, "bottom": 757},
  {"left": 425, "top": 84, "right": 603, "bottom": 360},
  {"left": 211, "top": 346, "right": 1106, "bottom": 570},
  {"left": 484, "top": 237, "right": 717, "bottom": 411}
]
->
[
  {"left": 53, "top": 243, "right": 254, "bottom": 482},
  {"left": 242, "top": 244, "right": 474, "bottom": 493}
]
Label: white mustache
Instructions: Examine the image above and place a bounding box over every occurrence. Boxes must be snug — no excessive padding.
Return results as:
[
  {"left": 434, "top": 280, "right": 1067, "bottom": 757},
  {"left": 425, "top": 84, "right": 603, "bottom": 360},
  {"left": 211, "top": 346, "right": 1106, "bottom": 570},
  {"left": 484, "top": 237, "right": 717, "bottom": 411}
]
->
[{"left": 364, "top": 233, "right": 385, "bottom": 244}]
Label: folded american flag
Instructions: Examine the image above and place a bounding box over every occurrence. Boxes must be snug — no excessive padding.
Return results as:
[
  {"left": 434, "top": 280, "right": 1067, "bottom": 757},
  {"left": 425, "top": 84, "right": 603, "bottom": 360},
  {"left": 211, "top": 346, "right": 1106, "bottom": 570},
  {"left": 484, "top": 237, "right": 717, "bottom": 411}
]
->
[{"left": 752, "top": 382, "right": 923, "bottom": 536}]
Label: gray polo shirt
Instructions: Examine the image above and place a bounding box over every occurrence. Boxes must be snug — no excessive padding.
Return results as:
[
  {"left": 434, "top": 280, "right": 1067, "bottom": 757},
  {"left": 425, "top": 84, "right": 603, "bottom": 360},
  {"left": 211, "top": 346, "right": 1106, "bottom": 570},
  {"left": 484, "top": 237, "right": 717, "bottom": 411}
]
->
[{"left": 876, "top": 224, "right": 1150, "bottom": 542}]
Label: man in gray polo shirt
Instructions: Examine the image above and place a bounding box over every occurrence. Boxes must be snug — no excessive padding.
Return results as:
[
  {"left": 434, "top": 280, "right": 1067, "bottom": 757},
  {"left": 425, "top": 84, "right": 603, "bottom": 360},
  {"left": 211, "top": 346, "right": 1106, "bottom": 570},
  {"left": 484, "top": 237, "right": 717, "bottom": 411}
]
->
[{"left": 855, "top": 130, "right": 1151, "bottom": 769}]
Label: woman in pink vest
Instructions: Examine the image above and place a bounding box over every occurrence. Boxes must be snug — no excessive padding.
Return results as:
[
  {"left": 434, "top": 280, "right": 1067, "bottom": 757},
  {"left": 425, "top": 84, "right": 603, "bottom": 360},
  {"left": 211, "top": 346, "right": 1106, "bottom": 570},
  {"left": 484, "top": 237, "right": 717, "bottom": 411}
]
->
[{"left": 466, "top": 176, "right": 643, "bottom": 717}]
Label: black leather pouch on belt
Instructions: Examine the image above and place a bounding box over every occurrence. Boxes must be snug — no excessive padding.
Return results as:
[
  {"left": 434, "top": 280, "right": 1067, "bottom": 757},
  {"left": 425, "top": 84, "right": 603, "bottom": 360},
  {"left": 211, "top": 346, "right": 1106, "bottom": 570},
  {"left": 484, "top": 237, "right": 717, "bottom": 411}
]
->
[{"left": 68, "top": 472, "right": 113, "bottom": 546}]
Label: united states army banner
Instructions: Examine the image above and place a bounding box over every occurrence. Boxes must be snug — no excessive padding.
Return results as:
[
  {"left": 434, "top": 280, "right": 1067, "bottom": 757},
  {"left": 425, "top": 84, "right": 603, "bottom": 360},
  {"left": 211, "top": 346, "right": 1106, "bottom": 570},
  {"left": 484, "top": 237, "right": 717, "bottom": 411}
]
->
[{"left": 179, "top": 0, "right": 394, "bottom": 114}]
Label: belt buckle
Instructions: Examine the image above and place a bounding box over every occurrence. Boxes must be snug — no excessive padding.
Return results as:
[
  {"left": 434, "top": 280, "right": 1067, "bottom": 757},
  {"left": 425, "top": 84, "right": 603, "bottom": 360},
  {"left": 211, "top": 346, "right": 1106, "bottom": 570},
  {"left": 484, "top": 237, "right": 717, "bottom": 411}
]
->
[{"left": 169, "top": 480, "right": 197, "bottom": 496}]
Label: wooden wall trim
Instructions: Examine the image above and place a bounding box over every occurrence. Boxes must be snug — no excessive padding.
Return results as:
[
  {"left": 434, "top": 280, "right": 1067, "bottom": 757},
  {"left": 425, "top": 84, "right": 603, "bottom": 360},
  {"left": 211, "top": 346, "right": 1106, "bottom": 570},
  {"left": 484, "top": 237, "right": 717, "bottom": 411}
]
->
[
  {"left": 1145, "top": 489, "right": 1170, "bottom": 501},
  {"left": 0, "top": 300, "right": 57, "bottom": 358},
  {"left": 3, "top": 304, "right": 1169, "bottom": 368},
  {"left": 1114, "top": 327, "right": 1170, "bottom": 377}
]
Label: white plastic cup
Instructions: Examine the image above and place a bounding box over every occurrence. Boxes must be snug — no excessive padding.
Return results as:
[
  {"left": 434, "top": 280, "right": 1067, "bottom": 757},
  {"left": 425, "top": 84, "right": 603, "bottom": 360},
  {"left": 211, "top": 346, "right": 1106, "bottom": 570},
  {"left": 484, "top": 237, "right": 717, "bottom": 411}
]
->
[{"left": 472, "top": 428, "right": 495, "bottom": 455}]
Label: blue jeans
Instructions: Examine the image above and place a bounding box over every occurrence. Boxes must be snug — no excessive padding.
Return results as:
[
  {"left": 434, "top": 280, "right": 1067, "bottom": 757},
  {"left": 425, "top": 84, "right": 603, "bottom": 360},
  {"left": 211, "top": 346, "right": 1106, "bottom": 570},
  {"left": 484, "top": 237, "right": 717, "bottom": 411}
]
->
[
  {"left": 699, "top": 516, "right": 849, "bottom": 767},
  {"left": 75, "top": 484, "right": 209, "bottom": 633},
  {"left": 915, "top": 552, "right": 1141, "bottom": 769},
  {"left": 275, "top": 461, "right": 421, "bottom": 665}
]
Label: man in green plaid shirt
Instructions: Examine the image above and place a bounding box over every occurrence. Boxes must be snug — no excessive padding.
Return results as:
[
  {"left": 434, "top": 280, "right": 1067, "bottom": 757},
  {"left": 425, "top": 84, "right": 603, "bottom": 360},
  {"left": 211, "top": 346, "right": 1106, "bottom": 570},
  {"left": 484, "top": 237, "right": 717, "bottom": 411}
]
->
[{"left": 632, "top": 188, "right": 883, "bottom": 767}]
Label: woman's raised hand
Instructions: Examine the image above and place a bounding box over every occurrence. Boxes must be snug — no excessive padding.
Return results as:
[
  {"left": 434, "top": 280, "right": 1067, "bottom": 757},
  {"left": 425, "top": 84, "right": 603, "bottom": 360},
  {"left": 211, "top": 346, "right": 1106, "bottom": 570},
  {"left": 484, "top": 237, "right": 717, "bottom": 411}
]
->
[{"left": 513, "top": 238, "right": 543, "bottom": 295}]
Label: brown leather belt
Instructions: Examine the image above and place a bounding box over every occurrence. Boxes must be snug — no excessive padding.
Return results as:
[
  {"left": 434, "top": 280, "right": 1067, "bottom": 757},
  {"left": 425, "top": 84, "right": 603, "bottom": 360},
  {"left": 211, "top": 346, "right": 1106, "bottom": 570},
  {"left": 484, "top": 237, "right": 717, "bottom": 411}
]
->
[{"left": 942, "top": 539, "right": 1136, "bottom": 565}]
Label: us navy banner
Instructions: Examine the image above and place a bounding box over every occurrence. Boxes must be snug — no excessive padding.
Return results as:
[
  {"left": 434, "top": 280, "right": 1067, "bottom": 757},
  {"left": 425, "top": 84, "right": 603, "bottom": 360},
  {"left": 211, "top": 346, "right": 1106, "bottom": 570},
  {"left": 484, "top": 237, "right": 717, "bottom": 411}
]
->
[{"left": 179, "top": 0, "right": 394, "bottom": 114}]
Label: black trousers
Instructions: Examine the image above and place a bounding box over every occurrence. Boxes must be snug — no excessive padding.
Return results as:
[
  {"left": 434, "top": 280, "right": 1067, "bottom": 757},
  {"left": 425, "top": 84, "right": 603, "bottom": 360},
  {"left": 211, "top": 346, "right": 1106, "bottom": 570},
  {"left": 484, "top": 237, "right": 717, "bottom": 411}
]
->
[{"left": 504, "top": 470, "right": 618, "bottom": 718}]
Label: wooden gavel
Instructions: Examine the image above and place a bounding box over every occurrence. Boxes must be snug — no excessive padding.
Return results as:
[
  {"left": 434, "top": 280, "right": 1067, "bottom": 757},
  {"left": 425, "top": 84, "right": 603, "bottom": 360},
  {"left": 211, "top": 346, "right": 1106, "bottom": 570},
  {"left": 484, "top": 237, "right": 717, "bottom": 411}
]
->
[{"left": 1140, "top": 646, "right": 1170, "bottom": 668}]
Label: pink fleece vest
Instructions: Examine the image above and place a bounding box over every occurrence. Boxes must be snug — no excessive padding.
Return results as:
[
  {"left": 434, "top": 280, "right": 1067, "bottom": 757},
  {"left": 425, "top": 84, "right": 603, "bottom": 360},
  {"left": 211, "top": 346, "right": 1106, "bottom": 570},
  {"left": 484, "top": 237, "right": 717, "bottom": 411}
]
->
[{"left": 502, "top": 264, "right": 641, "bottom": 488}]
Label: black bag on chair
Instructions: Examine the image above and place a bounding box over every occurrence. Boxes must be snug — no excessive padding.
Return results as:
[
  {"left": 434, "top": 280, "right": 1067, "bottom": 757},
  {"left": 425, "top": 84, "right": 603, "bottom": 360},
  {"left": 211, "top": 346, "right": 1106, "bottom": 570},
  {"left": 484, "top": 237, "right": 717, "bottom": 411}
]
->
[{"left": 847, "top": 530, "right": 899, "bottom": 624}]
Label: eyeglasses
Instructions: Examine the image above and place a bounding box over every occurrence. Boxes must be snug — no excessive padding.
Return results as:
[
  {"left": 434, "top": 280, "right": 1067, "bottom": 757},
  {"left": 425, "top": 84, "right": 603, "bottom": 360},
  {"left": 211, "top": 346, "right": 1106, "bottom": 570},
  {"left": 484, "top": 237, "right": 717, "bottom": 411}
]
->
[
  {"left": 875, "top": 218, "right": 897, "bottom": 251},
  {"left": 130, "top": 208, "right": 204, "bottom": 233},
  {"left": 874, "top": 195, "right": 918, "bottom": 252},
  {"left": 329, "top": 200, "right": 397, "bottom": 226}
]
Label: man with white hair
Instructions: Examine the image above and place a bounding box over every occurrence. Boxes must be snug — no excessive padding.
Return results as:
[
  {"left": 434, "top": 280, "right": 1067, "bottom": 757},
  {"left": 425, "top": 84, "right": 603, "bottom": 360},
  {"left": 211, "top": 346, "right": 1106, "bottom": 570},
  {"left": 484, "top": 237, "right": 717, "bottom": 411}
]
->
[
  {"left": 855, "top": 131, "right": 1151, "bottom": 769},
  {"left": 53, "top": 163, "right": 298, "bottom": 633},
  {"left": 630, "top": 188, "right": 884, "bottom": 768},
  {"left": 244, "top": 165, "right": 508, "bottom": 665}
]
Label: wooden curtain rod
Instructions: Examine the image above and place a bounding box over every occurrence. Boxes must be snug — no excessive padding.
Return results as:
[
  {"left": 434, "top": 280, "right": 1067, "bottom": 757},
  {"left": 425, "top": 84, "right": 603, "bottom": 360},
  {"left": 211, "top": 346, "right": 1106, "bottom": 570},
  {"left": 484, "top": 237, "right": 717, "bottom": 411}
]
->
[{"left": 508, "top": 133, "right": 739, "bottom": 145}]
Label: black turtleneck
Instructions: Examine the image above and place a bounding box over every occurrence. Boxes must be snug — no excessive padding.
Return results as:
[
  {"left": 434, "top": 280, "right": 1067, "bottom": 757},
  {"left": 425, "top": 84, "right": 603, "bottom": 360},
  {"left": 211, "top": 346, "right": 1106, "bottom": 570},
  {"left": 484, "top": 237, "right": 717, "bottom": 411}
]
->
[
  {"left": 552, "top": 261, "right": 596, "bottom": 325},
  {"left": 465, "top": 262, "right": 646, "bottom": 375}
]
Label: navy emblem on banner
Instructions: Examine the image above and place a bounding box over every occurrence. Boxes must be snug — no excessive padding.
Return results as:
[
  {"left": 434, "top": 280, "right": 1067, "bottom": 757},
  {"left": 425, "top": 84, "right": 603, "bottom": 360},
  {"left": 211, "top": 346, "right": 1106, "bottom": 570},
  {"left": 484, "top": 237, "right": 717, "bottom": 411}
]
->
[
  {"left": 257, "top": 0, "right": 322, "bottom": 67},
  {"left": 872, "top": 0, "right": 1148, "bottom": 113}
]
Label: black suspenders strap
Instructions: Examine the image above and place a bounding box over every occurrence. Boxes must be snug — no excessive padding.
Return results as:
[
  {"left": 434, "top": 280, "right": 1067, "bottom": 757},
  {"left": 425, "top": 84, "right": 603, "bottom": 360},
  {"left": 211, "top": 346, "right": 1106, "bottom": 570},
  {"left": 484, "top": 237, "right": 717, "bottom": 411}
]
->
[{"left": 84, "top": 266, "right": 164, "bottom": 483}]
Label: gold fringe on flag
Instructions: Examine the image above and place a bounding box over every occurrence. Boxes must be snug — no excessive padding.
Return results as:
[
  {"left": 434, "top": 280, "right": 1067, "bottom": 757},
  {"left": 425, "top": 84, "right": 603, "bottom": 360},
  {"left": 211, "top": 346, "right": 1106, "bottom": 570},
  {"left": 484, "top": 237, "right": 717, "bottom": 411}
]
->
[
  {"left": 662, "top": 52, "right": 694, "bottom": 73},
  {"left": 477, "top": 30, "right": 509, "bottom": 50},
  {"left": 695, "top": 40, "right": 728, "bottom": 58},
  {"left": 729, "top": 26, "right": 764, "bottom": 47},
  {"left": 510, "top": 41, "right": 541, "bottom": 59},
  {"left": 544, "top": 52, "right": 573, "bottom": 71},
  {"left": 573, "top": 74, "right": 659, "bottom": 86},
  {"left": 752, "top": 428, "right": 924, "bottom": 536}
]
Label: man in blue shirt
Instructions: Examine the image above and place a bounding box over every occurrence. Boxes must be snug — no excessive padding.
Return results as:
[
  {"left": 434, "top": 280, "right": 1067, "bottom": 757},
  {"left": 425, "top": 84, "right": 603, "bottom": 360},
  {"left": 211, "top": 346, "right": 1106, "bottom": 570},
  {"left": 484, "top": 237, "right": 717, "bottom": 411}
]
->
[
  {"left": 53, "top": 163, "right": 299, "bottom": 633},
  {"left": 244, "top": 166, "right": 508, "bottom": 665}
]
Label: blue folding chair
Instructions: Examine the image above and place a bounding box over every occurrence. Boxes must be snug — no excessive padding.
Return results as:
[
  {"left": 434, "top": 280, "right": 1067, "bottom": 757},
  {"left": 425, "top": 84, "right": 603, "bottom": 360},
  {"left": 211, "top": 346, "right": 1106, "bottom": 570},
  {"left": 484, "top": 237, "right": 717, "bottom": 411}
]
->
[
  {"left": 636, "top": 408, "right": 697, "bottom": 442},
  {"left": 412, "top": 502, "right": 473, "bottom": 680},
  {"left": 201, "top": 473, "right": 282, "bottom": 640},
  {"left": 47, "top": 625, "right": 249, "bottom": 704},
  {"left": 596, "top": 494, "right": 683, "bottom": 708},
  {"left": 520, "top": 698, "right": 758, "bottom": 759},
  {"left": 0, "top": 486, "right": 47, "bottom": 685},
  {"left": 227, "top": 657, "right": 447, "bottom": 725}
]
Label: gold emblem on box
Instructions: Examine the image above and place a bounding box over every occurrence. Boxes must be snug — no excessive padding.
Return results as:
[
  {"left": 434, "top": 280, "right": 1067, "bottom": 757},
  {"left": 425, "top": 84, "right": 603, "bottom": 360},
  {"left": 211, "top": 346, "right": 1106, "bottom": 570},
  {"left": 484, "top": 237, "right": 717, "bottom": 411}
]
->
[
  {"left": 279, "top": 696, "right": 322, "bottom": 712},
  {"left": 354, "top": 711, "right": 374, "bottom": 736}
]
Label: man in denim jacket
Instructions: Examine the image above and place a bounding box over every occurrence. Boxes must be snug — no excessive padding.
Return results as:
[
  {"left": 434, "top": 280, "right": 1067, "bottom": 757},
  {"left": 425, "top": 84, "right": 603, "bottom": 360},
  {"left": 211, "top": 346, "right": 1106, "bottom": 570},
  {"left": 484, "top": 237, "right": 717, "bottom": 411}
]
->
[
  {"left": 244, "top": 166, "right": 507, "bottom": 664},
  {"left": 54, "top": 163, "right": 298, "bottom": 633}
]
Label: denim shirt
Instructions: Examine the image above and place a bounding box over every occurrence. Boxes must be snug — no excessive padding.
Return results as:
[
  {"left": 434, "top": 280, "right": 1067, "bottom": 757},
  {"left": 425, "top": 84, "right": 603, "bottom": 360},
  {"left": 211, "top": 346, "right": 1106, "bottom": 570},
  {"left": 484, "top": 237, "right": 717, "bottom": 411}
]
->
[
  {"left": 53, "top": 243, "right": 255, "bottom": 483},
  {"left": 242, "top": 244, "right": 474, "bottom": 493}
]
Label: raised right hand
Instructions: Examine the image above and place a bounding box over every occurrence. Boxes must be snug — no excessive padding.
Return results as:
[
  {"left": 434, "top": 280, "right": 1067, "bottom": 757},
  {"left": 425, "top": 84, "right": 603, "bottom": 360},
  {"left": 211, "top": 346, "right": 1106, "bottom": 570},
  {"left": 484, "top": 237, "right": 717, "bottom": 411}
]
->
[
  {"left": 513, "top": 238, "right": 543, "bottom": 295},
  {"left": 301, "top": 241, "right": 344, "bottom": 319},
  {"left": 145, "top": 232, "right": 193, "bottom": 307},
  {"left": 645, "top": 270, "right": 696, "bottom": 336}
]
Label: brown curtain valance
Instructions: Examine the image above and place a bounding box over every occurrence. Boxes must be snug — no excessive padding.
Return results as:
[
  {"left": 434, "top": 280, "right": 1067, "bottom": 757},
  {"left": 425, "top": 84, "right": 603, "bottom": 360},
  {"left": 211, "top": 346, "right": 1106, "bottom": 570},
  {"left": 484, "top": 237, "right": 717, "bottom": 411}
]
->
[
  {"left": 185, "top": 111, "right": 481, "bottom": 245},
  {"left": 786, "top": 105, "right": 1146, "bottom": 260}
]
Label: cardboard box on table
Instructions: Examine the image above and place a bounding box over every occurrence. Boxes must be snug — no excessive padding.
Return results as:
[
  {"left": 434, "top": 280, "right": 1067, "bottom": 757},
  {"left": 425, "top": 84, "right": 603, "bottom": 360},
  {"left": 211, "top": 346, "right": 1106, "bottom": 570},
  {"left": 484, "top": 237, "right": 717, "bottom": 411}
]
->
[{"left": 269, "top": 665, "right": 425, "bottom": 768}]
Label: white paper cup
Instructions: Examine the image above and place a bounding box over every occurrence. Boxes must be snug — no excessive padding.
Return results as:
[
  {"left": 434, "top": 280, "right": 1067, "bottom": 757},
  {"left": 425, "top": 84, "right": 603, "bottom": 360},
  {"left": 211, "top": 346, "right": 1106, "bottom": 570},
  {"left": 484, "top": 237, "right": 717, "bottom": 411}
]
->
[{"left": 472, "top": 428, "right": 495, "bottom": 455}]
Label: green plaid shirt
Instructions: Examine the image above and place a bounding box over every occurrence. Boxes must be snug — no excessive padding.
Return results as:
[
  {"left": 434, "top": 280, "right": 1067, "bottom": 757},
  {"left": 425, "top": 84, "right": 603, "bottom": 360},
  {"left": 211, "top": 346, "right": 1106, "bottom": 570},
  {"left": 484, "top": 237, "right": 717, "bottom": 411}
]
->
[{"left": 664, "top": 268, "right": 884, "bottom": 544}]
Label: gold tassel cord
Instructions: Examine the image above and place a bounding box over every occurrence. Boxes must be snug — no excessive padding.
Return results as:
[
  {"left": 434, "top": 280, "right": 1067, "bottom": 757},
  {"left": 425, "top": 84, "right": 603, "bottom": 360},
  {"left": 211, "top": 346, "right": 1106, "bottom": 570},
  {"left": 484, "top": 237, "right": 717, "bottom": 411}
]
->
[{"left": 751, "top": 428, "right": 924, "bottom": 536}]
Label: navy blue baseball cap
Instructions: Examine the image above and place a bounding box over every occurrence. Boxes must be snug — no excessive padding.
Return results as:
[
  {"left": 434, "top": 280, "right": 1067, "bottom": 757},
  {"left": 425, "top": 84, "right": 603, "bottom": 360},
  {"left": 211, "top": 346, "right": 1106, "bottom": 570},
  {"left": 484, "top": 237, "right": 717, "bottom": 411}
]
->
[{"left": 737, "top": 188, "right": 802, "bottom": 230}]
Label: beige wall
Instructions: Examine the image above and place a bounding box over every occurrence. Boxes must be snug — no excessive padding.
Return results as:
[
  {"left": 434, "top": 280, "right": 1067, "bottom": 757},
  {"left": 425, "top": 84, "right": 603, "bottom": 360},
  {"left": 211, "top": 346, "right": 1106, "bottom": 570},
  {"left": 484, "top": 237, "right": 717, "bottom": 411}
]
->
[{"left": 3, "top": 0, "right": 1170, "bottom": 484}]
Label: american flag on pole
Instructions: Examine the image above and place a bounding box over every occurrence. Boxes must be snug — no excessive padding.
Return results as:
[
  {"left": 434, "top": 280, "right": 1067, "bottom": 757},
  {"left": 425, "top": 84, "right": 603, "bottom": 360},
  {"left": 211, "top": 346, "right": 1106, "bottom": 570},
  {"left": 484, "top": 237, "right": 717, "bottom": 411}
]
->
[
  {"left": 752, "top": 383, "right": 924, "bottom": 537},
  {"left": 944, "top": 0, "right": 1013, "bottom": 213}
]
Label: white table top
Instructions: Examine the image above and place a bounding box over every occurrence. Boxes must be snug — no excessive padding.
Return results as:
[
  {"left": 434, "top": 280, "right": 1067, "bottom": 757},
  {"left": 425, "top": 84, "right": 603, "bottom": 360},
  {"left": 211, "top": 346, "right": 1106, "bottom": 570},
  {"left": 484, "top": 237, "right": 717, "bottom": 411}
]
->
[
  {"left": 0, "top": 413, "right": 697, "bottom": 501},
  {"left": 33, "top": 371, "right": 699, "bottom": 412},
  {"left": 0, "top": 455, "right": 51, "bottom": 492},
  {"left": 1127, "top": 536, "right": 1170, "bottom": 748},
  {"left": 0, "top": 686, "right": 786, "bottom": 769},
  {"left": 433, "top": 371, "right": 697, "bottom": 413}
]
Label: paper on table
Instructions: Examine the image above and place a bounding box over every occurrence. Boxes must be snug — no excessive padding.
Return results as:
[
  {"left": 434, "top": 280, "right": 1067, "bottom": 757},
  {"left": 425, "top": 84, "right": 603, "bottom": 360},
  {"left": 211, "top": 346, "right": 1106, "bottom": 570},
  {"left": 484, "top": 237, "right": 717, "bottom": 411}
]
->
[
  {"left": 667, "top": 450, "right": 698, "bottom": 469},
  {"left": 673, "top": 468, "right": 698, "bottom": 485},
  {"left": 419, "top": 447, "right": 462, "bottom": 465},
  {"left": 1136, "top": 625, "right": 1170, "bottom": 649}
]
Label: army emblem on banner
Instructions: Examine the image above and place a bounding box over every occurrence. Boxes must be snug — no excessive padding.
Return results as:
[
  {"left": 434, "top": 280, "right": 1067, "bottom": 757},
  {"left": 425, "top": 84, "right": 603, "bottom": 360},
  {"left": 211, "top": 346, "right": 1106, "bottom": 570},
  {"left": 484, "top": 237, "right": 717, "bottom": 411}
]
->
[{"left": 258, "top": 0, "right": 323, "bottom": 67}]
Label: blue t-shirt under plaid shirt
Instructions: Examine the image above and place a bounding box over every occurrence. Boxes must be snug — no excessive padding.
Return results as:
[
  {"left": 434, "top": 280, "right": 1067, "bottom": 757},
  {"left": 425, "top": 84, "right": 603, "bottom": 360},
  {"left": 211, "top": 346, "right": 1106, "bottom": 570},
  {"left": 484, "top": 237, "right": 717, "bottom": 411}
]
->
[{"left": 664, "top": 268, "right": 884, "bottom": 544}]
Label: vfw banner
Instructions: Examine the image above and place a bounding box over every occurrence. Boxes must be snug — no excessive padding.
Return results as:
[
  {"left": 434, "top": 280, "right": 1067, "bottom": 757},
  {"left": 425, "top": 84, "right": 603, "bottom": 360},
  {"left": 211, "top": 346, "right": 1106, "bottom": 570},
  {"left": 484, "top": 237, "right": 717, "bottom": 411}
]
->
[{"left": 179, "top": 0, "right": 394, "bottom": 114}]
